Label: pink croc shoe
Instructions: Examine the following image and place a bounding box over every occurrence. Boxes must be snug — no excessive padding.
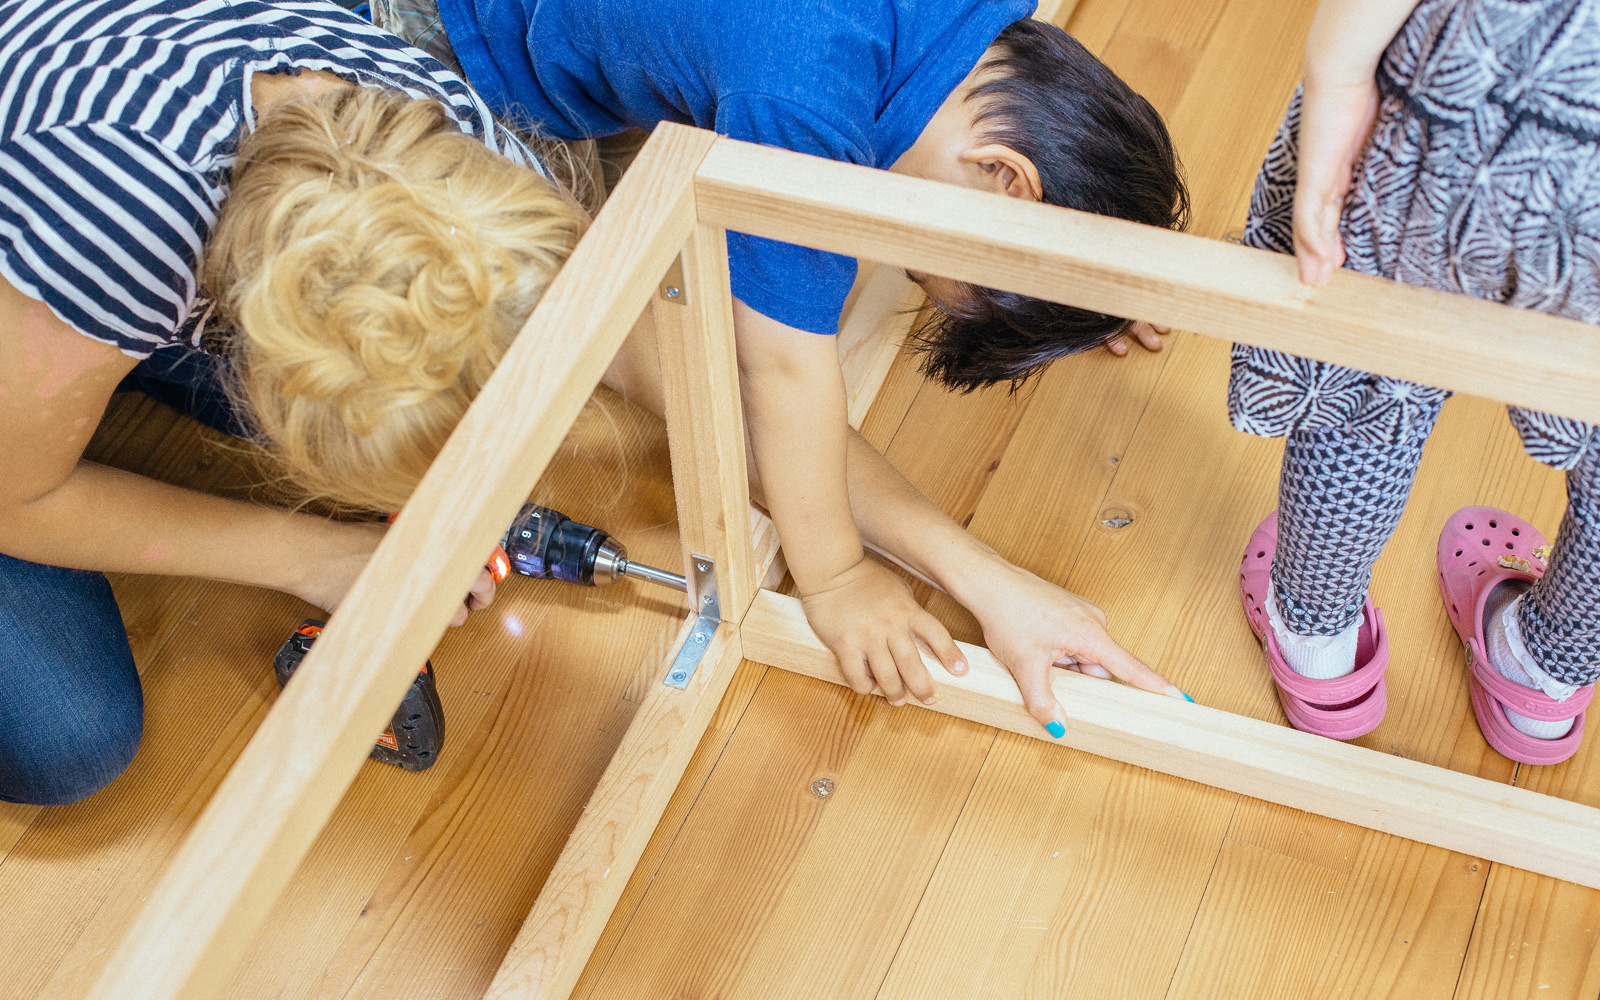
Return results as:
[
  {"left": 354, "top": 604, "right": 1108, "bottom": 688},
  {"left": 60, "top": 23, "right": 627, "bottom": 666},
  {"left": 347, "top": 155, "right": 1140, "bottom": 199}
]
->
[
  {"left": 1240, "top": 512, "right": 1389, "bottom": 740},
  {"left": 1437, "top": 506, "right": 1591, "bottom": 765}
]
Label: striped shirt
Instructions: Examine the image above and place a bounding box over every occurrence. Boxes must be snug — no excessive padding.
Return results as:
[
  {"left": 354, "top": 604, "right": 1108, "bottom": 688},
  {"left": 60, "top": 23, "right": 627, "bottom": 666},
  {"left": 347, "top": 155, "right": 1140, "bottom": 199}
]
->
[{"left": 0, "top": 0, "right": 545, "bottom": 357}]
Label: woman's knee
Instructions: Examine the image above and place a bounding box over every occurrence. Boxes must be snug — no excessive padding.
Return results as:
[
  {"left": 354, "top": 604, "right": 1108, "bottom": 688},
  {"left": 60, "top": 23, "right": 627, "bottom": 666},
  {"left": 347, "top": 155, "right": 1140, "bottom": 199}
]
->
[
  {"left": 0, "top": 672, "right": 143, "bottom": 806},
  {"left": 0, "top": 558, "right": 144, "bottom": 806}
]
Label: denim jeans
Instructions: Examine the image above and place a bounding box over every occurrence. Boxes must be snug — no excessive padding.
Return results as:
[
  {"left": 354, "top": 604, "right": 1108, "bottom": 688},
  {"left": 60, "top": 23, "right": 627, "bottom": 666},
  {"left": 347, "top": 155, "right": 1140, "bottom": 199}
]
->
[{"left": 0, "top": 347, "right": 237, "bottom": 804}]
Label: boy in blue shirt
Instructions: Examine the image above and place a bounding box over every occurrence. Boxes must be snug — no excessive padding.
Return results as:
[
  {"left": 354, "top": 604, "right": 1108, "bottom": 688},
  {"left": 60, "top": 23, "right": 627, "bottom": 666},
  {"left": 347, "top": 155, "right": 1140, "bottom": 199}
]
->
[{"left": 381, "top": 0, "right": 1194, "bottom": 734}]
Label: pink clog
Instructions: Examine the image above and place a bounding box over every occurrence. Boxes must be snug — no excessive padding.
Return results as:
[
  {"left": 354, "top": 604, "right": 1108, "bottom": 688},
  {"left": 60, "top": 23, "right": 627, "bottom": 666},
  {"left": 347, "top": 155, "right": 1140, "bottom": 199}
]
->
[
  {"left": 1437, "top": 506, "right": 1591, "bottom": 765},
  {"left": 1240, "top": 512, "right": 1389, "bottom": 740}
]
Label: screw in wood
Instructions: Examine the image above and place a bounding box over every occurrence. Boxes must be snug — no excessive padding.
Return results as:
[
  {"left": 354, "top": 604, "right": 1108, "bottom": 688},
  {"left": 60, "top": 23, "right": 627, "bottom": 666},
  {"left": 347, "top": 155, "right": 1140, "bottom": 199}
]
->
[
  {"left": 810, "top": 778, "right": 835, "bottom": 799},
  {"left": 664, "top": 286, "right": 681, "bottom": 299}
]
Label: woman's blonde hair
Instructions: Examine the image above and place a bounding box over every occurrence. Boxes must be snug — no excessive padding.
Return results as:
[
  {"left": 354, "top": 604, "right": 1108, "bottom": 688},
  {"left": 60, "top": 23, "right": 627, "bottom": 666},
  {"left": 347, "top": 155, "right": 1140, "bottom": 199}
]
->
[{"left": 206, "top": 84, "right": 582, "bottom": 513}]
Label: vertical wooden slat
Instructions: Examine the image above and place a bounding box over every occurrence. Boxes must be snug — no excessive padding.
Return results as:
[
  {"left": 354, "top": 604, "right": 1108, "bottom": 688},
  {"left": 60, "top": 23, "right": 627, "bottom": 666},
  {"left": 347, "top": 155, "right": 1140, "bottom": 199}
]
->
[
  {"left": 84, "top": 123, "right": 716, "bottom": 1000},
  {"left": 651, "top": 222, "right": 759, "bottom": 619}
]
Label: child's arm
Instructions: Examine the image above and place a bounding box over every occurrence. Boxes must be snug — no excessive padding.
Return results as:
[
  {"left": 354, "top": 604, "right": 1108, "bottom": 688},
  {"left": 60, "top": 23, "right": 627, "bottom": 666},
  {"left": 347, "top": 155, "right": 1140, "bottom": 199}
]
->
[
  {"left": 841, "top": 427, "right": 1187, "bottom": 731},
  {"left": 1294, "top": 0, "right": 1420, "bottom": 285},
  {"left": 734, "top": 301, "right": 963, "bottom": 706}
]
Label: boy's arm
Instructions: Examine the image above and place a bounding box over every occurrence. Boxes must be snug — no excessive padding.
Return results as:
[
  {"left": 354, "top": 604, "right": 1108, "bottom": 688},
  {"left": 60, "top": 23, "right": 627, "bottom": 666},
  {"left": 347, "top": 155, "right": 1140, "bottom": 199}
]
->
[
  {"left": 734, "top": 300, "right": 964, "bottom": 706},
  {"left": 842, "top": 427, "right": 1189, "bottom": 731}
]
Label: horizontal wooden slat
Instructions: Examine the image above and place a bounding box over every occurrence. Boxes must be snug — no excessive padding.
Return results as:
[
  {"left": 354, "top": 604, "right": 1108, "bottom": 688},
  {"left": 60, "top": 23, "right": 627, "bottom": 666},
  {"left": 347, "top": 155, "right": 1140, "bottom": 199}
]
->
[
  {"left": 86, "top": 123, "right": 717, "bottom": 1000},
  {"left": 695, "top": 138, "right": 1600, "bottom": 425},
  {"left": 741, "top": 589, "right": 1600, "bottom": 890}
]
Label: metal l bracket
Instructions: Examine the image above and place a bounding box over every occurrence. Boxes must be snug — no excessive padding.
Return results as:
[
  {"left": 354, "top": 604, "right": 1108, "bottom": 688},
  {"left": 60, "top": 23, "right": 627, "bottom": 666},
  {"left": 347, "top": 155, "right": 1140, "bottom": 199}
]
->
[
  {"left": 659, "top": 254, "right": 687, "bottom": 304},
  {"left": 663, "top": 555, "right": 719, "bottom": 689}
]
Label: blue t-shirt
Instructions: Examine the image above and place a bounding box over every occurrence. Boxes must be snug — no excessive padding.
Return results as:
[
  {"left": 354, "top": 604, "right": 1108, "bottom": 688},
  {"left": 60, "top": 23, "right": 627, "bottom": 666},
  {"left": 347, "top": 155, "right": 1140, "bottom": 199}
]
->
[{"left": 436, "top": 0, "right": 1035, "bottom": 333}]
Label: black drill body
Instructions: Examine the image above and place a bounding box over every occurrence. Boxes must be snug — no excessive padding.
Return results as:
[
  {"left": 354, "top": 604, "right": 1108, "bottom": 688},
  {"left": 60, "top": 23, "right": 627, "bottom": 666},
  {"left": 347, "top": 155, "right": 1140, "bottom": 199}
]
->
[{"left": 274, "top": 502, "right": 683, "bottom": 772}]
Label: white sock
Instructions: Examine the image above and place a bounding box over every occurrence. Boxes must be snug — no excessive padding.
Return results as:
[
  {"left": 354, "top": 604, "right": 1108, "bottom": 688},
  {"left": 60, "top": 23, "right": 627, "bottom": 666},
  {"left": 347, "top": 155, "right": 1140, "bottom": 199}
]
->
[
  {"left": 1264, "top": 590, "right": 1360, "bottom": 679},
  {"left": 1484, "top": 590, "right": 1576, "bottom": 740}
]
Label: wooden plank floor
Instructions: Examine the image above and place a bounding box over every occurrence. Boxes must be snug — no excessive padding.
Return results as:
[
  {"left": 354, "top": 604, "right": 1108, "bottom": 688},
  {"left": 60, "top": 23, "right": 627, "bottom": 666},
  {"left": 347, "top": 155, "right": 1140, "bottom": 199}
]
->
[{"left": 3, "top": 1, "right": 1596, "bottom": 997}]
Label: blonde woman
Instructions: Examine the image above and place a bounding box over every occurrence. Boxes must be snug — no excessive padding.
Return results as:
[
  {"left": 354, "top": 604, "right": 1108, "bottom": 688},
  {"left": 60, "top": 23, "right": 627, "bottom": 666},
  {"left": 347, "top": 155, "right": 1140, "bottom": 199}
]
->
[{"left": 0, "top": 0, "right": 582, "bottom": 804}]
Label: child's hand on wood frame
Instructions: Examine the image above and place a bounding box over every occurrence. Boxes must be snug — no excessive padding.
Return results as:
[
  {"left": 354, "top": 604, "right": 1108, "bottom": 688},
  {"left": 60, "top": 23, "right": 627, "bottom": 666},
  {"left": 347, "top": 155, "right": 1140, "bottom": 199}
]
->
[
  {"left": 960, "top": 560, "right": 1187, "bottom": 735},
  {"left": 801, "top": 555, "right": 964, "bottom": 707}
]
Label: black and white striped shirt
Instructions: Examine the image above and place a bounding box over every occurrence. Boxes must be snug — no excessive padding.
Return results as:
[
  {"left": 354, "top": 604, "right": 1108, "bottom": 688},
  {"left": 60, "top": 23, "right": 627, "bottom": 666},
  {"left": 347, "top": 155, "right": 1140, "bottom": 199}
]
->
[{"left": 0, "top": 0, "right": 545, "bottom": 356}]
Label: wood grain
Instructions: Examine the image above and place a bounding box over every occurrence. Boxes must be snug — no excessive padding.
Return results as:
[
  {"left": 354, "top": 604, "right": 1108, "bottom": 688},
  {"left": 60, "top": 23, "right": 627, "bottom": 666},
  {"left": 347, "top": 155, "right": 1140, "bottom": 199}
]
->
[
  {"left": 484, "top": 620, "right": 744, "bottom": 1000},
  {"left": 653, "top": 222, "right": 758, "bottom": 617},
  {"left": 743, "top": 589, "right": 1600, "bottom": 890},
  {"left": 86, "top": 123, "right": 715, "bottom": 1000},
  {"left": 695, "top": 139, "right": 1600, "bottom": 425}
]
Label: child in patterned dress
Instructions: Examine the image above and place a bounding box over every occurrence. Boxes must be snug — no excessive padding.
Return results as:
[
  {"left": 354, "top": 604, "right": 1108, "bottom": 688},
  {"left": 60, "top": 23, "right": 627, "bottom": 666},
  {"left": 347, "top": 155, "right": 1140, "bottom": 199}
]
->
[{"left": 1234, "top": 0, "right": 1600, "bottom": 763}]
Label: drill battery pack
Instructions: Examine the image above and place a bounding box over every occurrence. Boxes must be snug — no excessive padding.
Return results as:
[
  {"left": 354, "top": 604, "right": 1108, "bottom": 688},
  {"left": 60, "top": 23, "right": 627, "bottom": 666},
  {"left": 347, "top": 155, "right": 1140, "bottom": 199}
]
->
[{"left": 274, "top": 619, "right": 446, "bottom": 771}]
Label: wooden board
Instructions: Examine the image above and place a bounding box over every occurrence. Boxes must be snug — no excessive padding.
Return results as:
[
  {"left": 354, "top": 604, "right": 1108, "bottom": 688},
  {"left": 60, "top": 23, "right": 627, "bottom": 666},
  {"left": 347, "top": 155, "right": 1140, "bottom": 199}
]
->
[
  {"left": 694, "top": 138, "right": 1600, "bottom": 425},
  {"left": 85, "top": 123, "right": 716, "bottom": 1000},
  {"left": 741, "top": 589, "right": 1600, "bottom": 891}
]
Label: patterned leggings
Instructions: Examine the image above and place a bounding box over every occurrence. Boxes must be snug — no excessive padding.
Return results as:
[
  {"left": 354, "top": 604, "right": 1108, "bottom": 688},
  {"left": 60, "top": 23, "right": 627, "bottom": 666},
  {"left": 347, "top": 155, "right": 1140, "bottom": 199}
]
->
[{"left": 1274, "top": 411, "right": 1600, "bottom": 686}]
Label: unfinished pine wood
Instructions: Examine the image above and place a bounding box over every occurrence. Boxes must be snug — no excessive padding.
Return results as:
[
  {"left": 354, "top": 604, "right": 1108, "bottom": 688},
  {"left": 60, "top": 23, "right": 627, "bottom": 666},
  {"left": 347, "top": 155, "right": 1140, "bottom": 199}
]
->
[
  {"left": 484, "top": 620, "right": 743, "bottom": 1000},
  {"left": 653, "top": 222, "right": 758, "bottom": 617},
  {"left": 742, "top": 589, "right": 1600, "bottom": 890},
  {"left": 694, "top": 139, "right": 1600, "bottom": 425},
  {"left": 86, "top": 123, "right": 716, "bottom": 1000}
]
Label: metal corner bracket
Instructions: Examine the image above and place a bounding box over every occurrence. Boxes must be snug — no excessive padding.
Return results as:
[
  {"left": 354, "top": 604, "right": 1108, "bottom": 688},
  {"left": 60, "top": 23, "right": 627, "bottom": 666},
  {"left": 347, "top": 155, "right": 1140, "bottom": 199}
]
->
[
  {"left": 663, "top": 554, "right": 719, "bottom": 688},
  {"left": 659, "top": 254, "right": 688, "bottom": 305}
]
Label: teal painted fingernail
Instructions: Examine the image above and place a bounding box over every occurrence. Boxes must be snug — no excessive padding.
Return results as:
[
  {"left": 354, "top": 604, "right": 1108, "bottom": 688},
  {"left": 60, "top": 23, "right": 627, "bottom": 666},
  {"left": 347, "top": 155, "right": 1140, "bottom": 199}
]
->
[
  {"left": 1182, "top": 692, "right": 1196, "bottom": 703},
  {"left": 1045, "top": 720, "right": 1066, "bottom": 739}
]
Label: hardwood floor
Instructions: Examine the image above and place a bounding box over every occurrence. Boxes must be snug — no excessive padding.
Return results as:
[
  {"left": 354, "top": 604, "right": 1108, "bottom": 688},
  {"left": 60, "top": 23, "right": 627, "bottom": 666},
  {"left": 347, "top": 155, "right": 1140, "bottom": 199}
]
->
[{"left": 4, "top": 2, "right": 1594, "bottom": 997}]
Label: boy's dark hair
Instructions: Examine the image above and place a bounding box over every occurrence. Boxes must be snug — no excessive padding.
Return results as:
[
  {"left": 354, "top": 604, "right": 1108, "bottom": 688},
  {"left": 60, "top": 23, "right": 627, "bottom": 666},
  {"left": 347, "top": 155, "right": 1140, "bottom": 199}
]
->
[{"left": 915, "top": 19, "right": 1189, "bottom": 391}]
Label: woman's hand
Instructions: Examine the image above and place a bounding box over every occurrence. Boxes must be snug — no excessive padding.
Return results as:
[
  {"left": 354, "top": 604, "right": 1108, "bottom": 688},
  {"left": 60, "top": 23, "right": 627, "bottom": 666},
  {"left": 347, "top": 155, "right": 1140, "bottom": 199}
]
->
[
  {"left": 1292, "top": 77, "right": 1379, "bottom": 286},
  {"left": 960, "top": 559, "right": 1187, "bottom": 735},
  {"left": 1104, "top": 321, "right": 1169, "bottom": 357},
  {"left": 291, "top": 520, "right": 497, "bottom": 627},
  {"left": 802, "top": 556, "right": 965, "bottom": 707}
]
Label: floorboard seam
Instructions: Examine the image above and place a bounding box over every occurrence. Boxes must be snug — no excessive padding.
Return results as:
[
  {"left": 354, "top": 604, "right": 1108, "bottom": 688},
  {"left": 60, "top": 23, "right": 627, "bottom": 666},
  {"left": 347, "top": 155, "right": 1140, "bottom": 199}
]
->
[
  {"left": 573, "top": 662, "right": 775, "bottom": 1000},
  {"left": 868, "top": 727, "right": 1000, "bottom": 1000},
  {"left": 1159, "top": 793, "right": 1239, "bottom": 1000},
  {"left": 1450, "top": 857, "right": 1498, "bottom": 1000}
]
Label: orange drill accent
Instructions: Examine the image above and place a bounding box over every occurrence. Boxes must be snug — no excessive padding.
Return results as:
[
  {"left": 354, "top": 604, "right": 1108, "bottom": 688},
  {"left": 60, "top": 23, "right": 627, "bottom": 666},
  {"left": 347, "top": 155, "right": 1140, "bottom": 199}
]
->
[{"left": 488, "top": 545, "right": 511, "bottom": 584}]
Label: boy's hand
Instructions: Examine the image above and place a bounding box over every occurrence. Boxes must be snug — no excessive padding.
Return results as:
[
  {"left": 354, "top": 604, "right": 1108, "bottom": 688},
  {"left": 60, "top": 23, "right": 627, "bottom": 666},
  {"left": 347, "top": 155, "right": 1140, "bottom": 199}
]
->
[
  {"left": 802, "top": 557, "right": 965, "bottom": 707},
  {"left": 1104, "top": 321, "right": 1168, "bottom": 357},
  {"left": 959, "top": 560, "right": 1187, "bottom": 734}
]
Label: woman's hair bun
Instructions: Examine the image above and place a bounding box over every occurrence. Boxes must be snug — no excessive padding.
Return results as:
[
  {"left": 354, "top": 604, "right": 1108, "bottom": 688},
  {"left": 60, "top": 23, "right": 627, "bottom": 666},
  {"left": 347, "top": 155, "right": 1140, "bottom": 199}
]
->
[{"left": 206, "top": 85, "right": 582, "bottom": 512}]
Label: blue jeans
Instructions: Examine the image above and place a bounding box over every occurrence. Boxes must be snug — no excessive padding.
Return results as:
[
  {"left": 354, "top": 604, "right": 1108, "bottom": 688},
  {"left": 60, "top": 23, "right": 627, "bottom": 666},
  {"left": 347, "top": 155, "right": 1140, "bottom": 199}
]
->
[{"left": 0, "top": 347, "right": 238, "bottom": 805}]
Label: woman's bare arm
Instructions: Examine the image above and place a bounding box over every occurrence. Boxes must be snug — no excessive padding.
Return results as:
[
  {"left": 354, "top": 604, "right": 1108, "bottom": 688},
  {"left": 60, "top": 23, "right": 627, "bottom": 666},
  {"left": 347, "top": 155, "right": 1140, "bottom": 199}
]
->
[{"left": 0, "top": 276, "right": 408, "bottom": 616}]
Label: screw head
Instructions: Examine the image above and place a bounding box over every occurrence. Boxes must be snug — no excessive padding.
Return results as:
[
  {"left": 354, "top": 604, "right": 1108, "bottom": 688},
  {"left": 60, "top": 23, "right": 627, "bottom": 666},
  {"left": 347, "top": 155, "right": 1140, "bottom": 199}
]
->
[
  {"left": 670, "top": 670, "right": 687, "bottom": 682},
  {"left": 702, "top": 594, "right": 713, "bottom": 605},
  {"left": 696, "top": 561, "right": 710, "bottom": 572},
  {"left": 694, "top": 632, "right": 706, "bottom": 643},
  {"left": 810, "top": 778, "right": 835, "bottom": 799},
  {"left": 664, "top": 285, "right": 681, "bottom": 299}
]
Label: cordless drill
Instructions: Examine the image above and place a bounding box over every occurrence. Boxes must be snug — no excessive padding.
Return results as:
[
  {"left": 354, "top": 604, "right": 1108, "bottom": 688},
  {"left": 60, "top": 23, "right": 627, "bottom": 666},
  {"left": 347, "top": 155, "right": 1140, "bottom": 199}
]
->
[{"left": 273, "top": 502, "right": 684, "bottom": 770}]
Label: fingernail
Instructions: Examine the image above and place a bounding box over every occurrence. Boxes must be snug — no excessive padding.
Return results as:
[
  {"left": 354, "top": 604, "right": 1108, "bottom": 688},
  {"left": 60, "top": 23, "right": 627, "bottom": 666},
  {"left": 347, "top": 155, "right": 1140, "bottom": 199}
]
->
[
  {"left": 1045, "top": 720, "right": 1066, "bottom": 739},
  {"left": 952, "top": 659, "right": 967, "bottom": 675},
  {"left": 1182, "top": 692, "right": 1196, "bottom": 703},
  {"left": 923, "top": 695, "right": 937, "bottom": 706}
]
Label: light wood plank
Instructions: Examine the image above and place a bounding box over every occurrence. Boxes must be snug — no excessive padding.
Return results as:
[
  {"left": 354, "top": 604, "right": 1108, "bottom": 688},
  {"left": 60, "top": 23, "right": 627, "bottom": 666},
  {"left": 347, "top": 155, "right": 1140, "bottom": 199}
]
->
[
  {"left": 742, "top": 589, "right": 1600, "bottom": 890},
  {"left": 694, "top": 139, "right": 1600, "bottom": 425},
  {"left": 653, "top": 223, "right": 758, "bottom": 617},
  {"left": 483, "top": 619, "right": 743, "bottom": 1000},
  {"left": 1165, "top": 839, "right": 1347, "bottom": 1000},
  {"left": 86, "top": 123, "right": 715, "bottom": 1000}
]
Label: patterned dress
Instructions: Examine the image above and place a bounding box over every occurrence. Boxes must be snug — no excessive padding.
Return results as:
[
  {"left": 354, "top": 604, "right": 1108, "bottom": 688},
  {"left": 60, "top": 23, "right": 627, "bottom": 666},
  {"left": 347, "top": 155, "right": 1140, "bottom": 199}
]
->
[{"left": 1229, "top": 0, "right": 1600, "bottom": 471}]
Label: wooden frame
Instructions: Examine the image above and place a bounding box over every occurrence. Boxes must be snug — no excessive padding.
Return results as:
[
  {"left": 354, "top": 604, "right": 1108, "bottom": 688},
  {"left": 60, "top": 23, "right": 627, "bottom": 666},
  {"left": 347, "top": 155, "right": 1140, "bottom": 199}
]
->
[{"left": 87, "top": 123, "right": 1600, "bottom": 1000}]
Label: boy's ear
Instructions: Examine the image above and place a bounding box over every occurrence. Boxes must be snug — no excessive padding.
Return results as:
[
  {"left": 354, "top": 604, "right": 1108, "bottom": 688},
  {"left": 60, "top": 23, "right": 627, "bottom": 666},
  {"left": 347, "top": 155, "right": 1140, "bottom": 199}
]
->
[{"left": 961, "top": 143, "right": 1043, "bottom": 202}]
